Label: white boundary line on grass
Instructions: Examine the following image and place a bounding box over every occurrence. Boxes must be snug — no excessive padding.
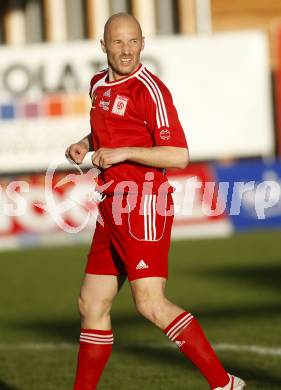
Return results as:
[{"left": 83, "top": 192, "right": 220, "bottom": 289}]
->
[
  {"left": 0, "top": 342, "right": 280, "bottom": 357},
  {"left": 214, "top": 343, "right": 281, "bottom": 357}
]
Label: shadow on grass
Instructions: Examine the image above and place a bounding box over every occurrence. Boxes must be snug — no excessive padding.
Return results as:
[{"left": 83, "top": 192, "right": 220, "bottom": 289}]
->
[
  {"left": 7, "top": 301, "right": 281, "bottom": 343},
  {"left": 0, "top": 381, "right": 19, "bottom": 390},
  {"left": 221, "top": 359, "right": 281, "bottom": 388},
  {"left": 113, "top": 344, "right": 281, "bottom": 388},
  {"left": 121, "top": 345, "right": 281, "bottom": 388},
  {"left": 4, "top": 306, "right": 281, "bottom": 388},
  {"left": 193, "top": 263, "right": 281, "bottom": 293},
  {"left": 3, "top": 260, "right": 281, "bottom": 388},
  {"left": 195, "top": 302, "right": 281, "bottom": 320},
  {"left": 6, "top": 314, "right": 145, "bottom": 343}
]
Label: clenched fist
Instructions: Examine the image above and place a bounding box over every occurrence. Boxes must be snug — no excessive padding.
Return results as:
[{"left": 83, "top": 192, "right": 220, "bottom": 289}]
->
[
  {"left": 65, "top": 142, "right": 89, "bottom": 165},
  {"left": 92, "top": 147, "right": 130, "bottom": 169}
]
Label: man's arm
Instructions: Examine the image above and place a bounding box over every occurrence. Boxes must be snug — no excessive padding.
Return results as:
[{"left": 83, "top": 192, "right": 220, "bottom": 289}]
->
[
  {"left": 92, "top": 146, "right": 189, "bottom": 170},
  {"left": 77, "top": 133, "right": 94, "bottom": 152},
  {"left": 126, "top": 146, "right": 189, "bottom": 169},
  {"left": 65, "top": 133, "right": 93, "bottom": 164}
]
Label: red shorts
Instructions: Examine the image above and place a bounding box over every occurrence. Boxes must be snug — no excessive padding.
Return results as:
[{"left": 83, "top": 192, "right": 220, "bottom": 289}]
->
[{"left": 86, "top": 193, "right": 174, "bottom": 281}]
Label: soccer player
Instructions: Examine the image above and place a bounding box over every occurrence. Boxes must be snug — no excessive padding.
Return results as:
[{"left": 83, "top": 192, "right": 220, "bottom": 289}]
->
[{"left": 66, "top": 13, "right": 245, "bottom": 390}]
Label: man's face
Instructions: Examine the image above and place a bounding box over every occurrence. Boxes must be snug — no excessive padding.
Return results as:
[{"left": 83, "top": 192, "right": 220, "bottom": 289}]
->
[{"left": 101, "top": 18, "right": 144, "bottom": 78}]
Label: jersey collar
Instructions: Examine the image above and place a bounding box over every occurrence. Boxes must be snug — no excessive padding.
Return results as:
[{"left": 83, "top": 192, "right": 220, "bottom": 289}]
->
[{"left": 104, "top": 64, "right": 144, "bottom": 86}]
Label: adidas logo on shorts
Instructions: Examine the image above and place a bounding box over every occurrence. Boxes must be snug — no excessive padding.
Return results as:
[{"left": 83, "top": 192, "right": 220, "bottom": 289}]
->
[{"left": 136, "top": 260, "right": 149, "bottom": 270}]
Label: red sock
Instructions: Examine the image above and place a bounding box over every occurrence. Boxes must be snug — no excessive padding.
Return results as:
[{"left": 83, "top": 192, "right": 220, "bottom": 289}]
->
[
  {"left": 164, "top": 312, "right": 229, "bottom": 389},
  {"left": 73, "top": 329, "right": 114, "bottom": 390}
]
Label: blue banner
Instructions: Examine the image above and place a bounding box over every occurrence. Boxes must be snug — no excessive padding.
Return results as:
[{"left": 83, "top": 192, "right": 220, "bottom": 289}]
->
[{"left": 214, "top": 160, "right": 281, "bottom": 231}]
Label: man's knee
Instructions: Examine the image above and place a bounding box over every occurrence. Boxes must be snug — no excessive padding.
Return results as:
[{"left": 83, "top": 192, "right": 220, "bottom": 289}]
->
[
  {"left": 135, "top": 295, "right": 165, "bottom": 326},
  {"left": 77, "top": 293, "right": 113, "bottom": 320}
]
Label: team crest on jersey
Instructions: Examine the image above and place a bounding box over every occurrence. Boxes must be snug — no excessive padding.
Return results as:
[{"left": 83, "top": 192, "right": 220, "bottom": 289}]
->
[
  {"left": 160, "top": 129, "right": 171, "bottom": 140},
  {"left": 112, "top": 95, "right": 129, "bottom": 116}
]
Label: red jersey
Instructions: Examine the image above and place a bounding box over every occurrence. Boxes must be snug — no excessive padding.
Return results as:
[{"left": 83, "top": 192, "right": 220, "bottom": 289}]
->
[{"left": 89, "top": 64, "right": 187, "bottom": 195}]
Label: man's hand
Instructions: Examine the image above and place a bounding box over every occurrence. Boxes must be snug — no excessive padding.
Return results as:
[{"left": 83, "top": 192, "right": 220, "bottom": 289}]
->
[
  {"left": 65, "top": 141, "right": 89, "bottom": 165},
  {"left": 92, "top": 147, "right": 129, "bottom": 169},
  {"left": 91, "top": 146, "right": 189, "bottom": 170}
]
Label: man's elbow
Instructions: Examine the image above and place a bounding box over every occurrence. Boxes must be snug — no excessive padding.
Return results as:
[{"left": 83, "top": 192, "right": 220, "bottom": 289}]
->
[{"left": 176, "top": 148, "right": 189, "bottom": 169}]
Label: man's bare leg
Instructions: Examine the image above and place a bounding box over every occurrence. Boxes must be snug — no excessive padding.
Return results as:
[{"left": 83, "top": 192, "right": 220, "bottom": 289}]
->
[
  {"left": 79, "top": 274, "right": 126, "bottom": 329},
  {"left": 73, "top": 274, "right": 126, "bottom": 390},
  {"left": 130, "top": 277, "right": 231, "bottom": 389}
]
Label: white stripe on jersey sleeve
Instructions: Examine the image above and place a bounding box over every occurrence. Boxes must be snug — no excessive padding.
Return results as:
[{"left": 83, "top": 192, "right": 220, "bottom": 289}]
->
[
  {"left": 143, "top": 68, "right": 170, "bottom": 127},
  {"left": 139, "top": 71, "right": 165, "bottom": 127},
  {"left": 137, "top": 74, "right": 161, "bottom": 128}
]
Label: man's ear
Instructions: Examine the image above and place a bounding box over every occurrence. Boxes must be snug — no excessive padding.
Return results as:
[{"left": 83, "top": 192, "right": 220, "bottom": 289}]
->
[{"left": 100, "top": 39, "right": 107, "bottom": 53}]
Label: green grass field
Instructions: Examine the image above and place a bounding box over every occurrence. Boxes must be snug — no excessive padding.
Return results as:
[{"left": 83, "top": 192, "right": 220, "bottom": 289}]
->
[{"left": 0, "top": 230, "right": 281, "bottom": 390}]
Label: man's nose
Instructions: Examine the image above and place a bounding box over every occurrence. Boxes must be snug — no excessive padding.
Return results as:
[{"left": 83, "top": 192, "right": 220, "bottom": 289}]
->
[{"left": 121, "top": 43, "right": 130, "bottom": 55}]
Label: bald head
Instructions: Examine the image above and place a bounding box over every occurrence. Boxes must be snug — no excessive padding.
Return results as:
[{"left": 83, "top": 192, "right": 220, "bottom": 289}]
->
[
  {"left": 101, "top": 12, "right": 144, "bottom": 81},
  {"left": 103, "top": 12, "right": 142, "bottom": 42}
]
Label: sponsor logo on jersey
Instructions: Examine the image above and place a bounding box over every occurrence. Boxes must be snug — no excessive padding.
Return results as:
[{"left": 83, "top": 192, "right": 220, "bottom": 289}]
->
[
  {"left": 112, "top": 95, "right": 129, "bottom": 116},
  {"left": 99, "top": 100, "right": 110, "bottom": 111},
  {"left": 160, "top": 129, "right": 171, "bottom": 140},
  {"left": 136, "top": 260, "right": 149, "bottom": 270},
  {"left": 103, "top": 88, "right": 111, "bottom": 97}
]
